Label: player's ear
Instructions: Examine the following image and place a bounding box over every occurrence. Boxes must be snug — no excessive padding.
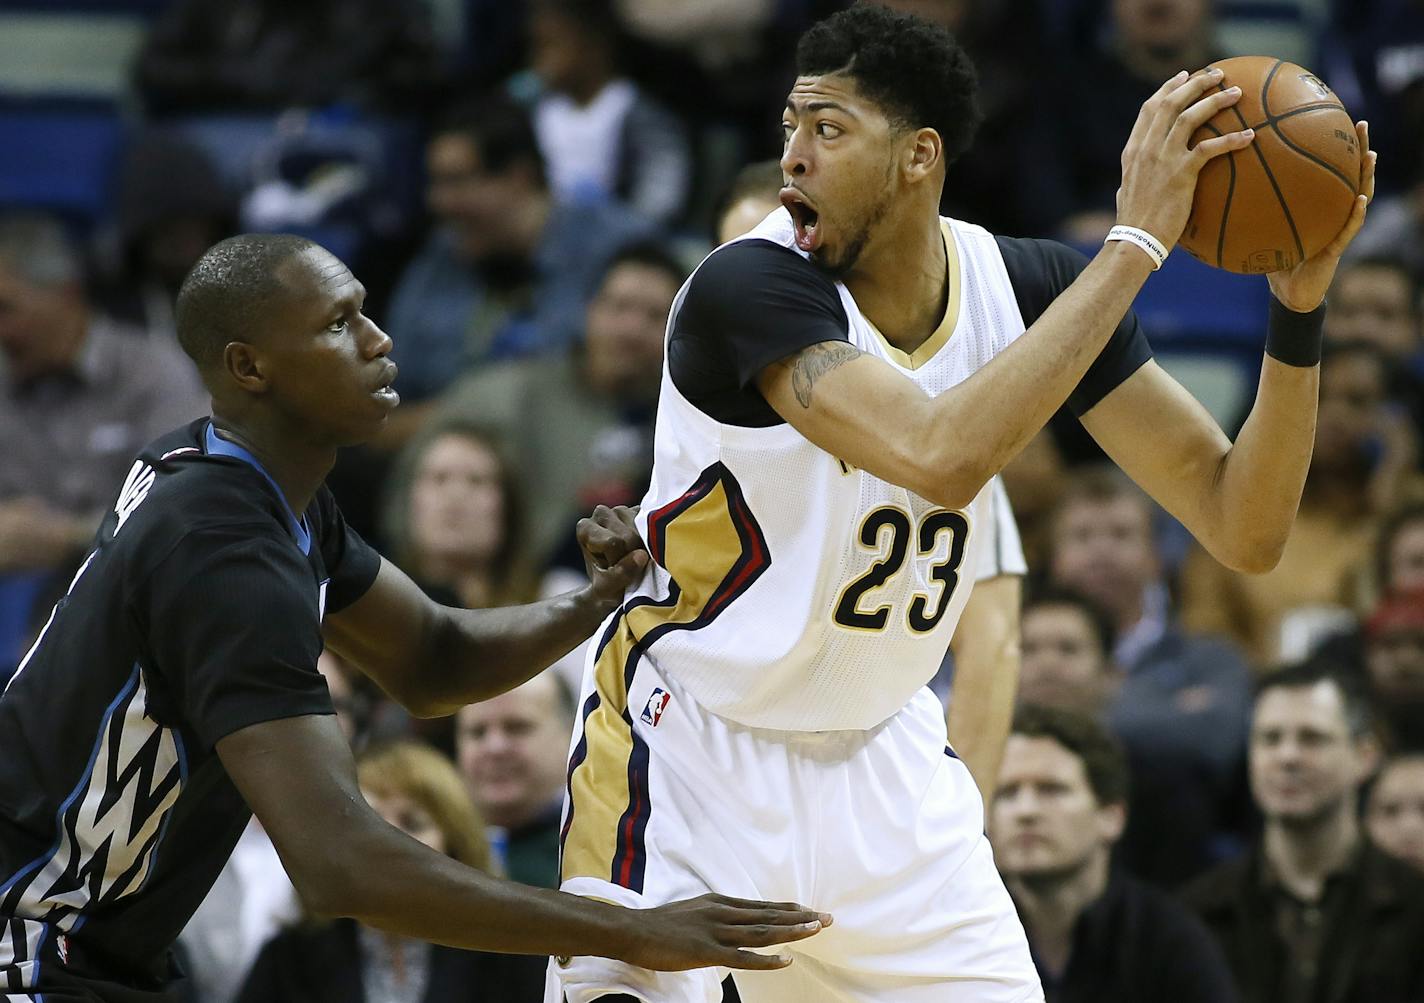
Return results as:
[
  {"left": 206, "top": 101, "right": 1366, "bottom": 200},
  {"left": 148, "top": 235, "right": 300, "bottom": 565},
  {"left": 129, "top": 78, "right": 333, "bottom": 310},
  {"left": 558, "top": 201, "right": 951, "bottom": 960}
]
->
[
  {"left": 223, "top": 341, "right": 268, "bottom": 394},
  {"left": 905, "top": 127, "right": 943, "bottom": 183}
]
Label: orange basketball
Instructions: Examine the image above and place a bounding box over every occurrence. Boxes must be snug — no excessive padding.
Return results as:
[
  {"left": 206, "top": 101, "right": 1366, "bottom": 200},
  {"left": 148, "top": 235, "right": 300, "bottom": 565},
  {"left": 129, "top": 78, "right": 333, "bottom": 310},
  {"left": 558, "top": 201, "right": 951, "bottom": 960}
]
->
[{"left": 1179, "top": 56, "right": 1361, "bottom": 274}]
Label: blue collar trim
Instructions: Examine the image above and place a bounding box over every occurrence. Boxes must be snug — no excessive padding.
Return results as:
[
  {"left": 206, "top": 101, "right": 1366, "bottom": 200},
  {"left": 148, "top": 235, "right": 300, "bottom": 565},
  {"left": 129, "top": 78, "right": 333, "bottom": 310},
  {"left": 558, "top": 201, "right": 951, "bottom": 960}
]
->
[{"left": 204, "top": 422, "right": 312, "bottom": 555}]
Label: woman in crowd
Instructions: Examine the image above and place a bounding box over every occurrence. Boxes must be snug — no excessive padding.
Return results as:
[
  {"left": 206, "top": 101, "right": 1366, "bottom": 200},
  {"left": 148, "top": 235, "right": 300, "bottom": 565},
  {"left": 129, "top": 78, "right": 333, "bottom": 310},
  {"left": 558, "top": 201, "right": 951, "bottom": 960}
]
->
[
  {"left": 236, "top": 740, "right": 548, "bottom": 1003},
  {"left": 382, "top": 420, "right": 534, "bottom": 611},
  {"left": 1367, "top": 753, "right": 1424, "bottom": 875}
]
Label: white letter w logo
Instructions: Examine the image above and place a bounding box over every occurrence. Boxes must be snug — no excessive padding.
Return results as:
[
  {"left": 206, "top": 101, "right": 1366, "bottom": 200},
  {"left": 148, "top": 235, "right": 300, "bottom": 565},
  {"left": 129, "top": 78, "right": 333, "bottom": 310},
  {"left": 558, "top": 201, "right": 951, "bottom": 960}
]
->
[{"left": 10, "top": 669, "right": 185, "bottom": 928}]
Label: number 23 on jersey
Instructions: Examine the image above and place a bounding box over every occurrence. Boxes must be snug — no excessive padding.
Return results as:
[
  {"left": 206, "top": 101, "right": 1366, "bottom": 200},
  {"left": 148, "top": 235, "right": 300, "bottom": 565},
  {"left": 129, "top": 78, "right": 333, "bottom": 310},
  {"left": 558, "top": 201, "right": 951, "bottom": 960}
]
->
[{"left": 833, "top": 507, "right": 969, "bottom": 634}]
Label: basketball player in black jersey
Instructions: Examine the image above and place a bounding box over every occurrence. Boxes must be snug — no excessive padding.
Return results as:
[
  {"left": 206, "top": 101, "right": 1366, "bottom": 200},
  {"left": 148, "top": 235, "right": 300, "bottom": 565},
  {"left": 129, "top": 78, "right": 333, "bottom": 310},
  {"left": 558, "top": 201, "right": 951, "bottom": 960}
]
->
[{"left": 0, "top": 234, "right": 829, "bottom": 1002}]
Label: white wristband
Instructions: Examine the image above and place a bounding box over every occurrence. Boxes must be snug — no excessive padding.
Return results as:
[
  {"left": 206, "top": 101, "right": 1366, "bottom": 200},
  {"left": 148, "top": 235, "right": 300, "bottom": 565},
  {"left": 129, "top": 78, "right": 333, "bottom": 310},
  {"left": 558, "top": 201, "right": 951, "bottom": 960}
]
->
[{"left": 1105, "top": 225, "right": 1168, "bottom": 270}]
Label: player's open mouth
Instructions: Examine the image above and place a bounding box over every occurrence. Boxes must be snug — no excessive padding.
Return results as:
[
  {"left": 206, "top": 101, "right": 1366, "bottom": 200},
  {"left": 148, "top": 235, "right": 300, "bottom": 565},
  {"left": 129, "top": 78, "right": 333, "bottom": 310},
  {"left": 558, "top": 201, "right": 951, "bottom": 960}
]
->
[{"left": 781, "top": 188, "right": 822, "bottom": 253}]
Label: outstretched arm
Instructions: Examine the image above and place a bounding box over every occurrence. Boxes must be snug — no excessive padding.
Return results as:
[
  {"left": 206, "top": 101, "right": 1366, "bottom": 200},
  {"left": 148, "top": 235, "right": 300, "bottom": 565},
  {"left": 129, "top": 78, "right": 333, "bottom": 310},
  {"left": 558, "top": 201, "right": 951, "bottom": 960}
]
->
[
  {"left": 324, "top": 506, "right": 647, "bottom": 716},
  {"left": 219, "top": 714, "right": 828, "bottom": 969},
  {"left": 1082, "top": 123, "right": 1376, "bottom": 574}
]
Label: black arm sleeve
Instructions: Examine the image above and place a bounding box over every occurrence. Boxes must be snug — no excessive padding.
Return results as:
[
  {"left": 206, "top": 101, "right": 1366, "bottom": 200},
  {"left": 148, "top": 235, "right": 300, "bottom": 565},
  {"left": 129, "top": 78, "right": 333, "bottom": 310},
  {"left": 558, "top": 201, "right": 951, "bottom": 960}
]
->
[
  {"left": 143, "top": 529, "right": 333, "bottom": 750},
  {"left": 995, "top": 235, "right": 1154, "bottom": 416},
  {"left": 668, "top": 239, "right": 849, "bottom": 427},
  {"left": 314, "top": 486, "right": 382, "bottom": 613}
]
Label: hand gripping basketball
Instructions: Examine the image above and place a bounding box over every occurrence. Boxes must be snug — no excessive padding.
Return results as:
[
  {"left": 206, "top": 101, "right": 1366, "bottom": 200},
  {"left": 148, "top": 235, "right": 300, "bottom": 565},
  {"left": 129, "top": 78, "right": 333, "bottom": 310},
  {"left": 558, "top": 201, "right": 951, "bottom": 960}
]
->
[{"left": 1114, "top": 68, "right": 1256, "bottom": 254}]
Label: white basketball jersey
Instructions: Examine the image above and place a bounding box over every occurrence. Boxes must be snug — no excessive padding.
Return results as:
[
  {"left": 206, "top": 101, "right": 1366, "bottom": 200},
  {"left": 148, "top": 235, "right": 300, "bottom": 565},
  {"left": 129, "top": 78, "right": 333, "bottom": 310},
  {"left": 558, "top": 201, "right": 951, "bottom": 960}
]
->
[{"left": 628, "top": 210, "right": 1028, "bottom": 732}]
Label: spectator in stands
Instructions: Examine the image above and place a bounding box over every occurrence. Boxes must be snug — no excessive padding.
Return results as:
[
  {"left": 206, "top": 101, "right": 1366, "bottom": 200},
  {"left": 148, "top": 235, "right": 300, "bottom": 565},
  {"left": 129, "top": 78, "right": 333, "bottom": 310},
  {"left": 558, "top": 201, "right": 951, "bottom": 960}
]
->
[
  {"left": 1379, "top": 501, "right": 1424, "bottom": 593},
  {"left": 1022, "top": 580, "right": 1248, "bottom": 883},
  {"left": 454, "top": 673, "right": 574, "bottom": 889},
  {"left": 1347, "top": 94, "right": 1424, "bottom": 277},
  {"left": 991, "top": 704, "right": 1240, "bottom": 1003},
  {"left": 436, "top": 243, "right": 684, "bottom": 568},
  {"left": 1182, "top": 342, "right": 1424, "bottom": 663},
  {"left": 609, "top": 0, "right": 790, "bottom": 164},
  {"left": 384, "top": 95, "right": 653, "bottom": 416},
  {"left": 133, "top": 0, "right": 447, "bottom": 116},
  {"left": 523, "top": 0, "right": 692, "bottom": 225},
  {"left": 1324, "top": 254, "right": 1424, "bottom": 450},
  {"left": 1019, "top": 587, "right": 1122, "bottom": 718},
  {"left": 1325, "top": 255, "right": 1423, "bottom": 363},
  {"left": 94, "top": 132, "right": 238, "bottom": 343},
  {"left": 1048, "top": 468, "right": 1253, "bottom": 772},
  {"left": 1184, "top": 662, "right": 1424, "bottom": 1003},
  {"left": 1019, "top": 0, "right": 1221, "bottom": 239},
  {"left": 1333, "top": 0, "right": 1424, "bottom": 196},
  {"left": 1366, "top": 752, "right": 1424, "bottom": 874},
  {"left": 1307, "top": 500, "right": 1424, "bottom": 686},
  {"left": 713, "top": 159, "right": 784, "bottom": 244},
  {"left": 0, "top": 213, "right": 208, "bottom": 574},
  {"left": 1047, "top": 468, "right": 1253, "bottom": 883},
  {"left": 382, "top": 420, "right": 533, "bottom": 610},
  {"left": 1364, "top": 587, "right": 1424, "bottom": 750},
  {"left": 237, "top": 740, "right": 546, "bottom": 1002}
]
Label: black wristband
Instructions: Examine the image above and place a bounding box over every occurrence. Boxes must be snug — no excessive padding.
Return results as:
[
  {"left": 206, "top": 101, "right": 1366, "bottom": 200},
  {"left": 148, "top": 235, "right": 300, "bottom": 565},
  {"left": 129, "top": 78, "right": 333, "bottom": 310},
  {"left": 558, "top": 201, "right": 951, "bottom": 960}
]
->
[{"left": 1264, "top": 297, "right": 1326, "bottom": 367}]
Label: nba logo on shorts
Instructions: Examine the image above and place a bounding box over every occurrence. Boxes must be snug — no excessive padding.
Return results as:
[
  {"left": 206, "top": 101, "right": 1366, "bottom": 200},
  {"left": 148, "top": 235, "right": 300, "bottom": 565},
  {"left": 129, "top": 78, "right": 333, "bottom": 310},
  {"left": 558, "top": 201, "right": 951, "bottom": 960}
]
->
[{"left": 641, "top": 688, "right": 671, "bottom": 726}]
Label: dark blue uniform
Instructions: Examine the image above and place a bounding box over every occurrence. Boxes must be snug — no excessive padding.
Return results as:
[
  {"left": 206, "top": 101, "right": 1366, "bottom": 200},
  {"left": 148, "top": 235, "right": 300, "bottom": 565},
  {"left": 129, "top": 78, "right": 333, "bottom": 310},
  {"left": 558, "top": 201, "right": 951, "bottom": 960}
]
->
[{"left": 0, "top": 419, "right": 379, "bottom": 1000}]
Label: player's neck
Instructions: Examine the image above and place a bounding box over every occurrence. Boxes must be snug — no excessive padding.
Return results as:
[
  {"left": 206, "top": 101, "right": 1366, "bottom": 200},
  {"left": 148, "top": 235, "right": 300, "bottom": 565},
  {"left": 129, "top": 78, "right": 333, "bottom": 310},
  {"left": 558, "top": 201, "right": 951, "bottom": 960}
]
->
[
  {"left": 842, "top": 212, "right": 948, "bottom": 354},
  {"left": 209, "top": 414, "right": 334, "bottom": 517}
]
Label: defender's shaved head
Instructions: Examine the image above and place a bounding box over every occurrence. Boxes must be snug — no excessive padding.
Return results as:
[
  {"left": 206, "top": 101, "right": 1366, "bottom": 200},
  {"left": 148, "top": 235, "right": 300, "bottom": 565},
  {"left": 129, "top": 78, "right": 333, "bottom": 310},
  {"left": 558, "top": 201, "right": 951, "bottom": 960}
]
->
[{"left": 176, "top": 233, "right": 317, "bottom": 375}]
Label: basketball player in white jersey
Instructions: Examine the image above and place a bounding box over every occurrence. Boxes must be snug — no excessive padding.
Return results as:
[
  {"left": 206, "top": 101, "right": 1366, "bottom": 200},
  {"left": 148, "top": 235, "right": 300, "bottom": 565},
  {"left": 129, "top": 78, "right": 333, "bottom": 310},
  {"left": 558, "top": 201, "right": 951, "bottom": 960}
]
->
[{"left": 550, "top": 6, "right": 1375, "bottom": 1002}]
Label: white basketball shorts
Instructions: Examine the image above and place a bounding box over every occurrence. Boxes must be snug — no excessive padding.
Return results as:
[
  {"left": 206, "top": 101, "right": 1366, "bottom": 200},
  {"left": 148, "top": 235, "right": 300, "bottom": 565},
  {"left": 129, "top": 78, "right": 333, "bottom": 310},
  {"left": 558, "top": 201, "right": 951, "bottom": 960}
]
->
[{"left": 545, "top": 641, "right": 1044, "bottom": 1003}]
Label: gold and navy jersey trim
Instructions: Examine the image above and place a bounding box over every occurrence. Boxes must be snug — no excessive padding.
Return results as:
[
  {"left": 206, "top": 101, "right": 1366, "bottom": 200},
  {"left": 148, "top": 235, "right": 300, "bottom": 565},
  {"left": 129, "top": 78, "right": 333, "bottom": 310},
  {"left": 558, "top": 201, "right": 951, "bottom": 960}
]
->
[{"left": 560, "top": 463, "right": 770, "bottom": 893}]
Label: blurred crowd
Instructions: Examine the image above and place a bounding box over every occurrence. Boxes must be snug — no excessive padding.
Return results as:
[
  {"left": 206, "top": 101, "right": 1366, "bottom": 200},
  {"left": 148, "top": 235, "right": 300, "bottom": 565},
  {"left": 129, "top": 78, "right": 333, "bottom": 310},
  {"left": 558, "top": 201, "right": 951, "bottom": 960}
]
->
[{"left": 1, "top": 0, "right": 1423, "bottom": 1001}]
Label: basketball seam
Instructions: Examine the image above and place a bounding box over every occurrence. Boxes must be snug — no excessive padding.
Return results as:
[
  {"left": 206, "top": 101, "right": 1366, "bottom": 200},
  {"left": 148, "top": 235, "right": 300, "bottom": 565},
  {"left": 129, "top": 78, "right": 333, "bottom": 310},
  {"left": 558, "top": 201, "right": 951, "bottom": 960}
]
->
[
  {"left": 1257, "top": 60, "right": 1306, "bottom": 263},
  {"left": 1266, "top": 114, "right": 1359, "bottom": 194},
  {"left": 1249, "top": 100, "right": 1346, "bottom": 130},
  {"left": 1200, "top": 122, "right": 1236, "bottom": 269},
  {"left": 1222, "top": 65, "right": 1304, "bottom": 266}
]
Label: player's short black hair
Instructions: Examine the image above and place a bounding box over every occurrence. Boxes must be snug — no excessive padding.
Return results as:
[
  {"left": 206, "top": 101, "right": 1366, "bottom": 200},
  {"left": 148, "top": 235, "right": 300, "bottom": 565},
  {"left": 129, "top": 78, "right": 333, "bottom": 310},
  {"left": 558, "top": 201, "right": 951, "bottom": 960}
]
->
[
  {"left": 175, "top": 233, "right": 317, "bottom": 374},
  {"left": 1256, "top": 660, "right": 1373, "bottom": 739},
  {"left": 795, "top": 2, "right": 981, "bottom": 165},
  {"left": 599, "top": 241, "right": 687, "bottom": 291},
  {"left": 1011, "top": 704, "right": 1130, "bottom": 807},
  {"left": 1023, "top": 585, "right": 1117, "bottom": 662},
  {"left": 434, "top": 94, "right": 547, "bottom": 187}
]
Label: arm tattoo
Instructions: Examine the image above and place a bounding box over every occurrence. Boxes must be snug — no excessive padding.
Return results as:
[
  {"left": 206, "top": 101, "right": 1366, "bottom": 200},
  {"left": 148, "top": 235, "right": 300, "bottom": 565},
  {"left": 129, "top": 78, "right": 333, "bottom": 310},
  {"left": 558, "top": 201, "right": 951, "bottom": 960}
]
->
[{"left": 790, "top": 341, "right": 863, "bottom": 408}]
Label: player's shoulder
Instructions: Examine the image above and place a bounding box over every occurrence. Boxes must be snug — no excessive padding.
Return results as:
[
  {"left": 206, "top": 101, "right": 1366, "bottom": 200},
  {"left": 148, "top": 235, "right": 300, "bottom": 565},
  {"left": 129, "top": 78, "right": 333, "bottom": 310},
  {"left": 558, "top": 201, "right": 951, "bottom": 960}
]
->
[
  {"left": 694, "top": 237, "right": 828, "bottom": 290},
  {"left": 990, "top": 233, "right": 1092, "bottom": 301},
  {"left": 109, "top": 421, "right": 304, "bottom": 562},
  {"left": 679, "top": 237, "right": 844, "bottom": 333}
]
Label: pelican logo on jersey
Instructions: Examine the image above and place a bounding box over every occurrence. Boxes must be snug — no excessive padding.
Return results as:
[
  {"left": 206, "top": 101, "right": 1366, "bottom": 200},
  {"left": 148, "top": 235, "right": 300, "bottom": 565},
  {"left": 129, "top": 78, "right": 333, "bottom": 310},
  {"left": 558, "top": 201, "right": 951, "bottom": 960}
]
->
[
  {"left": 0, "top": 666, "right": 185, "bottom": 934},
  {"left": 113, "top": 460, "right": 157, "bottom": 536},
  {"left": 641, "top": 688, "right": 672, "bottom": 727}
]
